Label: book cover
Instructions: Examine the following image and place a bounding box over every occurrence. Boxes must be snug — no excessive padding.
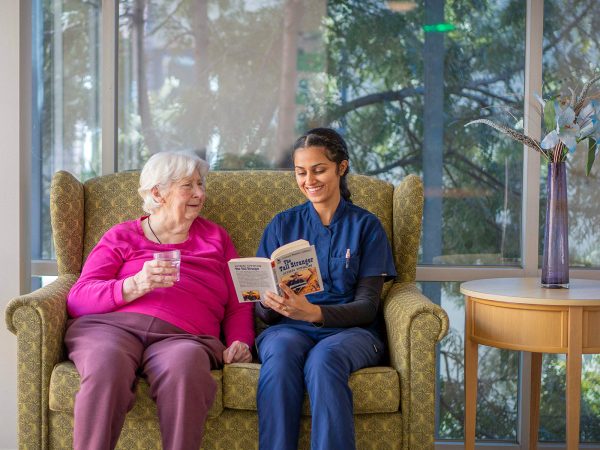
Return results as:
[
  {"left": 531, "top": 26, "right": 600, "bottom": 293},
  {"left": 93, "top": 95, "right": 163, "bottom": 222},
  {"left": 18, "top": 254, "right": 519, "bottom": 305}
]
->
[{"left": 273, "top": 245, "right": 323, "bottom": 296}]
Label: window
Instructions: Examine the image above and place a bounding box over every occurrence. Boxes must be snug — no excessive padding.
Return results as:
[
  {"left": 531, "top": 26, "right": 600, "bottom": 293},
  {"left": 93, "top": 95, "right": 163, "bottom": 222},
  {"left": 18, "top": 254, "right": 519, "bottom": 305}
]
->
[
  {"left": 538, "top": 0, "right": 600, "bottom": 443},
  {"left": 114, "top": 0, "right": 525, "bottom": 265},
  {"left": 30, "top": 0, "right": 600, "bottom": 446},
  {"left": 542, "top": 0, "right": 600, "bottom": 269},
  {"left": 429, "top": 281, "right": 519, "bottom": 441},
  {"left": 32, "top": 0, "right": 101, "bottom": 264},
  {"left": 117, "top": 0, "right": 328, "bottom": 170}
]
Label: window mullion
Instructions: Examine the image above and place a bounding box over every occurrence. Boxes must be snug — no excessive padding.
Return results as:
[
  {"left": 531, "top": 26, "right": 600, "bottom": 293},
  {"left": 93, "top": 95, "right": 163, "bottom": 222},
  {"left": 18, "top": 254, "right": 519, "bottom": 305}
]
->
[
  {"left": 101, "top": 0, "right": 118, "bottom": 175},
  {"left": 519, "top": 2, "right": 544, "bottom": 449}
]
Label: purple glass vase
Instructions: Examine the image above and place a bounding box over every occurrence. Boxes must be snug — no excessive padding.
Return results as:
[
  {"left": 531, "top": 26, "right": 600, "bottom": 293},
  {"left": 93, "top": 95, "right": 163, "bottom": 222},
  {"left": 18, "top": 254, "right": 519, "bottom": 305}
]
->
[{"left": 541, "top": 162, "right": 569, "bottom": 288}]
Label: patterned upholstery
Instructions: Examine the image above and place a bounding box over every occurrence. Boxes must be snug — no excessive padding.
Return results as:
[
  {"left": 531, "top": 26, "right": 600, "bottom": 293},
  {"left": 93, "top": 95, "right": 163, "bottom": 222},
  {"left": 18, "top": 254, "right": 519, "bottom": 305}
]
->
[
  {"left": 222, "top": 363, "right": 400, "bottom": 414},
  {"left": 49, "top": 410, "right": 404, "bottom": 450},
  {"left": 49, "top": 362, "right": 224, "bottom": 419},
  {"left": 5, "top": 170, "right": 449, "bottom": 450}
]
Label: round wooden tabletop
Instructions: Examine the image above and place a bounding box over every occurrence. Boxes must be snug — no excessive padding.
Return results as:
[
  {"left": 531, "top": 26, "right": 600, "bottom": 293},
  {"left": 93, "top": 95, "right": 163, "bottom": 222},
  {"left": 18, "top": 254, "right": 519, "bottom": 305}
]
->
[{"left": 460, "top": 277, "right": 600, "bottom": 306}]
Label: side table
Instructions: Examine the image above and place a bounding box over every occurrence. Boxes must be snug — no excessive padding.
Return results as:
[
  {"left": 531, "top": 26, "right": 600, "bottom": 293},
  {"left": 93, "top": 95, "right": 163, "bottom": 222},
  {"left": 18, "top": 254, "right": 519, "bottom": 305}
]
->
[{"left": 460, "top": 277, "right": 600, "bottom": 450}]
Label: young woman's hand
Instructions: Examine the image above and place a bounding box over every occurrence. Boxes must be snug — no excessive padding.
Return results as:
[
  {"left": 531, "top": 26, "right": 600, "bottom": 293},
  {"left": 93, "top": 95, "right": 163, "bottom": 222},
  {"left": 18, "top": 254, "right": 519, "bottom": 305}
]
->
[
  {"left": 263, "top": 283, "right": 324, "bottom": 324},
  {"left": 122, "top": 260, "right": 177, "bottom": 302},
  {"left": 223, "top": 340, "right": 252, "bottom": 364}
]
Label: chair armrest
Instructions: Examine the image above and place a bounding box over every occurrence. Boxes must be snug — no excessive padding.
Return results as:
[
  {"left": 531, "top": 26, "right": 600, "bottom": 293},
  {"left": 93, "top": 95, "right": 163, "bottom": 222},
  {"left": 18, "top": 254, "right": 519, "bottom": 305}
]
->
[
  {"left": 5, "top": 274, "right": 77, "bottom": 449},
  {"left": 383, "top": 281, "right": 449, "bottom": 450}
]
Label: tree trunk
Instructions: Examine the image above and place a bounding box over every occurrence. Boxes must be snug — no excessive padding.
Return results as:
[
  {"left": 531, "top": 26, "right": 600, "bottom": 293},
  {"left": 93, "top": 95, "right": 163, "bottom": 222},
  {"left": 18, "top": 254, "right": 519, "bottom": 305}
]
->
[
  {"left": 190, "top": 0, "right": 210, "bottom": 158},
  {"left": 133, "top": 0, "right": 160, "bottom": 154},
  {"left": 274, "top": 0, "right": 304, "bottom": 167}
]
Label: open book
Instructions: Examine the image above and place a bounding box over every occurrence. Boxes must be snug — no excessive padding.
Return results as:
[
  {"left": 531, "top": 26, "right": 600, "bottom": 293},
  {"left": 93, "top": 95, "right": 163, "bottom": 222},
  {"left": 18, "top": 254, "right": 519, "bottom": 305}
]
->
[{"left": 228, "top": 239, "right": 324, "bottom": 303}]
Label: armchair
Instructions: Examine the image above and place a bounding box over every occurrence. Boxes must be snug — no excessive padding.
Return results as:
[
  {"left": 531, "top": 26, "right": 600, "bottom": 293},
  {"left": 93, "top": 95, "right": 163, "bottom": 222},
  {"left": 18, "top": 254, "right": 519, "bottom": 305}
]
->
[{"left": 6, "top": 170, "right": 448, "bottom": 449}]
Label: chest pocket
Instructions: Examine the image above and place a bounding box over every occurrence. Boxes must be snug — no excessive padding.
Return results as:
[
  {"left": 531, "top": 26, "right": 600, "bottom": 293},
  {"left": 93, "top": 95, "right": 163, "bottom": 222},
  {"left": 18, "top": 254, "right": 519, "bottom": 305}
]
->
[{"left": 329, "top": 256, "right": 359, "bottom": 294}]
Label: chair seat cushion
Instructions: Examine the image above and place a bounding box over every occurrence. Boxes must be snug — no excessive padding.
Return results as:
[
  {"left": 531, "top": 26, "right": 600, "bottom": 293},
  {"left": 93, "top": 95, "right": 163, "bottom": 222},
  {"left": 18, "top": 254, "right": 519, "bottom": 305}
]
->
[
  {"left": 49, "top": 361, "right": 223, "bottom": 419},
  {"left": 49, "top": 361, "right": 400, "bottom": 419},
  {"left": 223, "top": 363, "right": 400, "bottom": 414}
]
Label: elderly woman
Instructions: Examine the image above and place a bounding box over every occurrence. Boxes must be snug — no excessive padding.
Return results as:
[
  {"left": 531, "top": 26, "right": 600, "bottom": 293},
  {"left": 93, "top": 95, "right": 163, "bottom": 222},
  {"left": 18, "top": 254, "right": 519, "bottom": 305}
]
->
[{"left": 65, "top": 151, "right": 254, "bottom": 450}]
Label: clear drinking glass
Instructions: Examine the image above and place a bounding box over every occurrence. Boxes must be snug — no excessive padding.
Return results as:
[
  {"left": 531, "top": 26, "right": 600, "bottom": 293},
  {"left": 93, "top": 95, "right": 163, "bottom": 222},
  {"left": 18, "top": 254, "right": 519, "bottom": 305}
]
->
[{"left": 153, "top": 250, "right": 181, "bottom": 282}]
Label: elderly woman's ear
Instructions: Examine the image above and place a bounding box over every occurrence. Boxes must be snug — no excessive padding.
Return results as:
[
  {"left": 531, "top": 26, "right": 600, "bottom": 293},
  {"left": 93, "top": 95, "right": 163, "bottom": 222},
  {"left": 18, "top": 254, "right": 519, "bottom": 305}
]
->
[{"left": 151, "top": 186, "right": 164, "bottom": 204}]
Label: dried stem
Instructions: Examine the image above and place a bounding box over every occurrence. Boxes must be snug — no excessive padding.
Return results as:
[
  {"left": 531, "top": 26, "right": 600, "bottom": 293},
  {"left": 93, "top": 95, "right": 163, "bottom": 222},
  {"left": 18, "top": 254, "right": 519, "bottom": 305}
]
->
[
  {"left": 465, "top": 119, "right": 550, "bottom": 159},
  {"left": 575, "top": 73, "right": 600, "bottom": 113}
]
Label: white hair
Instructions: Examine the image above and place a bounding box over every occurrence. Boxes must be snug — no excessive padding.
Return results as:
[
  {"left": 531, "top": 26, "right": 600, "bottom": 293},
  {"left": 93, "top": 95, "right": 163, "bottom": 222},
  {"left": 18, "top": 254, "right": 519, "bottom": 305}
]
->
[{"left": 138, "top": 151, "right": 210, "bottom": 214}]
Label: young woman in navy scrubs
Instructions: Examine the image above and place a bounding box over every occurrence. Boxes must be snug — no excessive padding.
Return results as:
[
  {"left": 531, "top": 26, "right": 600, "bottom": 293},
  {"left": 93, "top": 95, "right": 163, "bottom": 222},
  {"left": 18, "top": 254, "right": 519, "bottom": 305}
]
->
[{"left": 255, "top": 127, "right": 397, "bottom": 450}]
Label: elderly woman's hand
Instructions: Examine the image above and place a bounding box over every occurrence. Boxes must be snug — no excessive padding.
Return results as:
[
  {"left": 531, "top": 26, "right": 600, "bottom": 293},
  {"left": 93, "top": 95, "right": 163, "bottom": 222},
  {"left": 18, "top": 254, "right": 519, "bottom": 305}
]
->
[
  {"left": 263, "top": 283, "right": 324, "bottom": 324},
  {"left": 122, "top": 260, "right": 177, "bottom": 302},
  {"left": 223, "top": 340, "right": 252, "bottom": 364}
]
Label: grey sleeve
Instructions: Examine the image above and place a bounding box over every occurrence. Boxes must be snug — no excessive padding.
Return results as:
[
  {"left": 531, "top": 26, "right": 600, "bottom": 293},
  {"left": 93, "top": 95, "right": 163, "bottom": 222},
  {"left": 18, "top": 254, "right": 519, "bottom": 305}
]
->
[
  {"left": 318, "top": 276, "right": 384, "bottom": 328},
  {"left": 254, "top": 301, "right": 282, "bottom": 324}
]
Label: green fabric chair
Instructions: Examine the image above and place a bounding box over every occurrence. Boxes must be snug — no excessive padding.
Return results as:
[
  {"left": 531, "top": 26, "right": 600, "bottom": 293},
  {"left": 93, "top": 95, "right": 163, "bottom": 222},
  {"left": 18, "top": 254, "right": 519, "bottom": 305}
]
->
[{"left": 5, "top": 170, "right": 449, "bottom": 449}]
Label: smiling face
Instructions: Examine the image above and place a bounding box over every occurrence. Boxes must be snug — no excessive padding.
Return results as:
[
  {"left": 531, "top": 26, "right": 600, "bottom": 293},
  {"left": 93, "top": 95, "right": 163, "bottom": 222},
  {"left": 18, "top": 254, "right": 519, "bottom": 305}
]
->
[
  {"left": 156, "top": 170, "right": 205, "bottom": 223},
  {"left": 293, "top": 146, "right": 348, "bottom": 210}
]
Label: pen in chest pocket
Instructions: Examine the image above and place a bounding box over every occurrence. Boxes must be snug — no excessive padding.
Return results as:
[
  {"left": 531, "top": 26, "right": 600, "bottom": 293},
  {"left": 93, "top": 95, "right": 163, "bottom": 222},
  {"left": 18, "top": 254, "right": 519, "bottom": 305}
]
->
[{"left": 345, "top": 248, "right": 351, "bottom": 269}]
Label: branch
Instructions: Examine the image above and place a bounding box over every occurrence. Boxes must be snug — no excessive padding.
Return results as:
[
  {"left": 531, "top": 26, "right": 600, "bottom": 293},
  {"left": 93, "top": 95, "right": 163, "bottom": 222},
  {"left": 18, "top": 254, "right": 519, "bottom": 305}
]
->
[
  {"left": 464, "top": 119, "right": 543, "bottom": 153},
  {"left": 452, "top": 91, "right": 495, "bottom": 109},
  {"left": 364, "top": 154, "right": 420, "bottom": 176},
  {"left": 321, "top": 87, "right": 424, "bottom": 124},
  {"left": 445, "top": 149, "right": 506, "bottom": 193},
  {"left": 460, "top": 72, "right": 517, "bottom": 91},
  {"left": 397, "top": 100, "right": 422, "bottom": 153},
  {"left": 461, "top": 86, "right": 520, "bottom": 106},
  {"left": 81, "top": 0, "right": 100, "bottom": 8},
  {"left": 575, "top": 73, "right": 600, "bottom": 112},
  {"left": 146, "top": 0, "right": 187, "bottom": 37},
  {"left": 543, "top": 0, "right": 594, "bottom": 55}
]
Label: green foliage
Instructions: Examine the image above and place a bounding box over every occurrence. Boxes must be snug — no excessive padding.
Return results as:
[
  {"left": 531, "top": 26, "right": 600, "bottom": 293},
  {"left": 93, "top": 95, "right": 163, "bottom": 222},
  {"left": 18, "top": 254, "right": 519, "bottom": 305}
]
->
[
  {"left": 212, "top": 152, "right": 271, "bottom": 170},
  {"left": 587, "top": 138, "right": 597, "bottom": 176},
  {"left": 543, "top": 99, "right": 557, "bottom": 135},
  {"left": 438, "top": 283, "right": 519, "bottom": 440},
  {"left": 539, "top": 354, "right": 600, "bottom": 442}
]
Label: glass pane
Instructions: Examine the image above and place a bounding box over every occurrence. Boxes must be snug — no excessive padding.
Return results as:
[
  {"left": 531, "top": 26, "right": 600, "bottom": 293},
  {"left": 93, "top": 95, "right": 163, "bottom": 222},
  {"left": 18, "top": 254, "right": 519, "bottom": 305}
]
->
[
  {"left": 420, "top": 2, "right": 525, "bottom": 268},
  {"left": 32, "top": 0, "right": 101, "bottom": 260},
  {"left": 117, "top": 1, "right": 524, "bottom": 268},
  {"left": 423, "top": 282, "right": 519, "bottom": 441},
  {"left": 117, "top": 0, "right": 328, "bottom": 170},
  {"left": 539, "top": 354, "right": 600, "bottom": 443},
  {"left": 541, "top": 0, "right": 600, "bottom": 268}
]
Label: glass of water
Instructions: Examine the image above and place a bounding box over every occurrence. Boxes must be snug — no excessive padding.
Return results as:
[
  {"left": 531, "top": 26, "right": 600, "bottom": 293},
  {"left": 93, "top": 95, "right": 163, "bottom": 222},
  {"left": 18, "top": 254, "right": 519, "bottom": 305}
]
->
[{"left": 153, "top": 249, "right": 181, "bottom": 281}]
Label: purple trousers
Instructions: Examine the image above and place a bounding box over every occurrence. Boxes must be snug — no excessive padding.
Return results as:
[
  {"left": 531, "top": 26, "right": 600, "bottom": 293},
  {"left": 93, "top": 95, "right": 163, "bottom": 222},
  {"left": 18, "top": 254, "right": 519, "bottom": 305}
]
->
[{"left": 64, "top": 312, "right": 225, "bottom": 450}]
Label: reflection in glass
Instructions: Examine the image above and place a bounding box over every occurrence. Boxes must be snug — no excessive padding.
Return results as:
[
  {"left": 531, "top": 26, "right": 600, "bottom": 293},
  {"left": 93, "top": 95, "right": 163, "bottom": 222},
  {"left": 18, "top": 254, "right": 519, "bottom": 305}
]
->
[
  {"left": 539, "top": 354, "right": 600, "bottom": 443},
  {"left": 429, "top": 282, "right": 519, "bottom": 441},
  {"left": 540, "top": 3, "right": 600, "bottom": 436},
  {"left": 117, "top": 0, "right": 327, "bottom": 170},
  {"left": 435, "top": 279, "right": 600, "bottom": 443},
  {"left": 32, "top": 0, "right": 101, "bottom": 260},
  {"left": 116, "top": 1, "right": 524, "bottom": 269},
  {"left": 542, "top": 0, "right": 600, "bottom": 268}
]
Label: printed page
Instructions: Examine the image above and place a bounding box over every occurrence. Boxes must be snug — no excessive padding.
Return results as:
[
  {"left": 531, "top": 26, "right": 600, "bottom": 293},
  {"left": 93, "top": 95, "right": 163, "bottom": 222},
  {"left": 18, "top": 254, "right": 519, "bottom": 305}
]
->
[
  {"left": 270, "top": 239, "right": 310, "bottom": 260},
  {"left": 228, "top": 259, "right": 277, "bottom": 302}
]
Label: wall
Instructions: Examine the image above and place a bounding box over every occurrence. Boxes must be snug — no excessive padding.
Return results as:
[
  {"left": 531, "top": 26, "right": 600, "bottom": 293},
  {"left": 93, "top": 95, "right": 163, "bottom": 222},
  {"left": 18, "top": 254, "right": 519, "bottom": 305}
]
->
[{"left": 0, "top": 1, "right": 28, "bottom": 449}]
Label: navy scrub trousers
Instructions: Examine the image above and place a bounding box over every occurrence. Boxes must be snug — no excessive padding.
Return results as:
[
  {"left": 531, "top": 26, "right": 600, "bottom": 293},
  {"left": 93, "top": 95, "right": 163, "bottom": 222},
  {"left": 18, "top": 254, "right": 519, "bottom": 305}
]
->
[{"left": 256, "top": 324, "right": 384, "bottom": 450}]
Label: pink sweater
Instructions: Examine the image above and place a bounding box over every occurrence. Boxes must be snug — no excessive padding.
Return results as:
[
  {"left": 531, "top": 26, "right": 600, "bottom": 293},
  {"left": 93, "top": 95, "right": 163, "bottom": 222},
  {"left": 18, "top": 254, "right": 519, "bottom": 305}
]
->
[{"left": 67, "top": 216, "right": 254, "bottom": 347}]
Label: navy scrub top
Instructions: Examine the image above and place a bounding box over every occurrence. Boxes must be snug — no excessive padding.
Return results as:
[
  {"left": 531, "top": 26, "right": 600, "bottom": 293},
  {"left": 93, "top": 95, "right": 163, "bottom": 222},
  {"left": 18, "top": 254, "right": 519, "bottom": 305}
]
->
[{"left": 257, "top": 198, "right": 397, "bottom": 332}]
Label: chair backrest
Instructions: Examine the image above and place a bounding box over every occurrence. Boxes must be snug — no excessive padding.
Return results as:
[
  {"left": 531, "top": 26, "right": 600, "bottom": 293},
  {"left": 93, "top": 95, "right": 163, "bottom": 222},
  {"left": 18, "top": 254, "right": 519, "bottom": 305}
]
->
[{"left": 50, "top": 169, "right": 422, "bottom": 281}]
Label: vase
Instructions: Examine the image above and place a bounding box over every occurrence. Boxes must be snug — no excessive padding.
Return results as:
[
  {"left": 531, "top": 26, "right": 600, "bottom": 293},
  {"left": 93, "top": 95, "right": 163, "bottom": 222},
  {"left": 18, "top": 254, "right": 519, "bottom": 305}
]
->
[{"left": 541, "top": 162, "right": 569, "bottom": 288}]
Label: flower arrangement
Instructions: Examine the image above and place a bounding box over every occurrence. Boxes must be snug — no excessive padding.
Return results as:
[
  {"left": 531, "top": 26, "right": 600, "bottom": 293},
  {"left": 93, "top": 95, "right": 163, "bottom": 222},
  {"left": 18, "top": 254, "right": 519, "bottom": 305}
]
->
[{"left": 466, "top": 74, "right": 600, "bottom": 175}]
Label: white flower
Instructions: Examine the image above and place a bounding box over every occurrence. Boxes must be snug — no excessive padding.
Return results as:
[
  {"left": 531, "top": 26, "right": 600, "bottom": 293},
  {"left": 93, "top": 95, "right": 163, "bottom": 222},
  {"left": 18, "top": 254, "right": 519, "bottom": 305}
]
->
[{"left": 541, "top": 102, "right": 579, "bottom": 153}]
